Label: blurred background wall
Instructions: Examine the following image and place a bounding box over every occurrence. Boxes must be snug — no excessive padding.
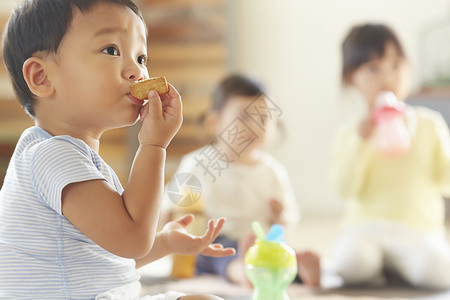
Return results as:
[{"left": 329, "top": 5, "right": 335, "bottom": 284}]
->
[{"left": 1, "top": 0, "right": 450, "bottom": 217}]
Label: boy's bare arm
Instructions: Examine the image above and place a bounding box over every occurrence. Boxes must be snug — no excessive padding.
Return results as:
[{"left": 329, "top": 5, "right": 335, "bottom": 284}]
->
[
  {"left": 62, "top": 146, "right": 165, "bottom": 258},
  {"left": 62, "top": 85, "right": 182, "bottom": 259}
]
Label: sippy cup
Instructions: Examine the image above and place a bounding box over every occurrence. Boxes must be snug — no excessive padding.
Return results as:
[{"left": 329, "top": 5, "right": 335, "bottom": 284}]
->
[
  {"left": 245, "top": 222, "right": 297, "bottom": 300},
  {"left": 372, "top": 91, "right": 411, "bottom": 156}
]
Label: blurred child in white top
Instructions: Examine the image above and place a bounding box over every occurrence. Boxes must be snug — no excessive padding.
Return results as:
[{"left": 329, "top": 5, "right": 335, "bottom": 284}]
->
[{"left": 164, "top": 74, "right": 320, "bottom": 286}]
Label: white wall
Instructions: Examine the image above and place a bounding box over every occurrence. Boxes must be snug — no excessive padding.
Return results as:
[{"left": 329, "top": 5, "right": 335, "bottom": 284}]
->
[
  {"left": 0, "top": 0, "right": 17, "bottom": 13},
  {"left": 228, "top": 0, "right": 450, "bottom": 215}
]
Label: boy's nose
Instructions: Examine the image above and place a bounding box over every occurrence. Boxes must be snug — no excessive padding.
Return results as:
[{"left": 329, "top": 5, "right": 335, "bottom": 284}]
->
[
  {"left": 123, "top": 62, "right": 144, "bottom": 82},
  {"left": 128, "top": 73, "right": 143, "bottom": 82}
]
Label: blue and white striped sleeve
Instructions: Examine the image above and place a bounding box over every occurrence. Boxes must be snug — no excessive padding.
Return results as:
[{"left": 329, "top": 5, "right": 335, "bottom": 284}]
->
[{"left": 30, "top": 137, "right": 106, "bottom": 214}]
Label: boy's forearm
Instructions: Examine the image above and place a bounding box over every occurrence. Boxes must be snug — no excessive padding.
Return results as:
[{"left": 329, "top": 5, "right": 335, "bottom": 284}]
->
[{"left": 122, "top": 144, "right": 166, "bottom": 244}]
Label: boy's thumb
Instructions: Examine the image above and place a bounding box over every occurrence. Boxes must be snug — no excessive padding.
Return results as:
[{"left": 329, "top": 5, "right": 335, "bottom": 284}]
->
[{"left": 146, "top": 90, "right": 162, "bottom": 118}]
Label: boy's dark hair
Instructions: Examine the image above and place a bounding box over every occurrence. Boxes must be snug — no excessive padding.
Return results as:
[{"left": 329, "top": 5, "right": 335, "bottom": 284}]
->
[
  {"left": 342, "top": 23, "right": 405, "bottom": 83},
  {"left": 2, "top": 0, "right": 144, "bottom": 117},
  {"left": 212, "top": 74, "right": 266, "bottom": 113}
]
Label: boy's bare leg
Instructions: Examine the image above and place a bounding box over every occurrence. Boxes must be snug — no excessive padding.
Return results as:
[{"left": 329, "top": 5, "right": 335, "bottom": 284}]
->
[{"left": 296, "top": 251, "right": 321, "bottom": 287}]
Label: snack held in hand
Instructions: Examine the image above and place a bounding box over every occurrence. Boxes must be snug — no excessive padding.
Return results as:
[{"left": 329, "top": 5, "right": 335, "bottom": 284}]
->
[{"left": 130, "top": 76, "right": 169, "bottom": 100}]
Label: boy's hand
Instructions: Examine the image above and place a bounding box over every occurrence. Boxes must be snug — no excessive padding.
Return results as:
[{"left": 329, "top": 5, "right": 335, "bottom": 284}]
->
[
  {"left": 268, "top": 198, "right": 284, "bottom": 226},
  {"left": 161, "top": 214, "right": 236, "bottom": 257},
  {"left": 138, "top": 83, "right": 183, "bottom": 148}
]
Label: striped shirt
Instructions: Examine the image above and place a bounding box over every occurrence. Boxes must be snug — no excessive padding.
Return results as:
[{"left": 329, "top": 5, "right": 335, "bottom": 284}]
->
[{"left": 0, "top": 127, "right": 139, "bottom": 299}]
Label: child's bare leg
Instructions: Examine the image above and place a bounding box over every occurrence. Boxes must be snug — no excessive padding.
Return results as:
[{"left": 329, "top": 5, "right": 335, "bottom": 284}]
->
[
  {"left": 226, "top": 258, "right": 251, "bottom": 287},
  {"left": 220, "top": 233, "right": 255, "bottom": 286},
  {"left": 296, "top": 251, "right": 321, "bottom": 287}
]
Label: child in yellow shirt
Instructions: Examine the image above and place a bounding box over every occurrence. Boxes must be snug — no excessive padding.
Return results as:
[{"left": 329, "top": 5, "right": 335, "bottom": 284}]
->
[{"left": 331, "top": 23, "right": 450, "bottom": 288}]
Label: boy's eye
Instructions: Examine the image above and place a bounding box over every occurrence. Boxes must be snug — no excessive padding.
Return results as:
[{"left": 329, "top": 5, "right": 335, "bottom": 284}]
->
[
  {"left": 138, "top": 54, "right": 148, "bottom": 66},
  {"left": 102, "top": 46, "right": 119, "bottom": 56}
]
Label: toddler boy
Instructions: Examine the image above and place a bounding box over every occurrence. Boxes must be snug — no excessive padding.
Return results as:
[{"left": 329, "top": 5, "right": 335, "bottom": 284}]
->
[{"left": 0, "top": 0, "right": 234, "bottom": 299}]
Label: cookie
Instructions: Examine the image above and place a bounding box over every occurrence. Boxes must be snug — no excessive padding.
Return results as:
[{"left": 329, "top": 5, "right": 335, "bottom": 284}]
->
[{"left": 130, "top": 76, "right": 169, "bottom": 100}]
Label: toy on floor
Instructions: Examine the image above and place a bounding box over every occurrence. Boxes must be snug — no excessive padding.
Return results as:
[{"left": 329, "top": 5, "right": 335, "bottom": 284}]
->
[{"left": 245, "top": 222, "right": 297, "bottom": 300}]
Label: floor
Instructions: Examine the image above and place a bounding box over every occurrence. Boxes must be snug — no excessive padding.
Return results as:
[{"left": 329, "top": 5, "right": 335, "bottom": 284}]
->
[{"left": 138, "top": 215, "right": 450, "bottom": 299}]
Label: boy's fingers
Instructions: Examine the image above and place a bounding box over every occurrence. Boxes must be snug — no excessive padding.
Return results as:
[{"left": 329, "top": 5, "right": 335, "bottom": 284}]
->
[
  {"left": 196, "top": 219, "right": 225, "bottom": 253},
  {"left": 200, "top": 219, "right": 215, "bottom": 242},
  {"left": 162, "top": 83, "right": 182, "bottom": 115},
  {"left": 198, "top": 218, "right": 225, "bottom": 246},
  {"left": 176, "top": 214, "right": 194, "bottom": 227},
  {"left": 165, "top": 83, "right": 181, "bottom": 101},
  {"left": 211, "top": 218, "right": 225, "bottom": 241},
  {"left": 209, "top": 243, "right": 224, "bottom": 249},
  {"left": 146, "top": 90, "right": 163, "bottom": 119},
  {"left": 202, "top": 246, "right": 236, "bottom": 257},
  {"left": 139, "top": 104, "right": 149, "bottom": 121}
]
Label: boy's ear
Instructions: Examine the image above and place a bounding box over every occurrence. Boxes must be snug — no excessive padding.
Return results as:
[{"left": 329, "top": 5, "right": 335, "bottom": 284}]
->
[{"left": 22, "top": 57, "right": 54, "bottom": 98}]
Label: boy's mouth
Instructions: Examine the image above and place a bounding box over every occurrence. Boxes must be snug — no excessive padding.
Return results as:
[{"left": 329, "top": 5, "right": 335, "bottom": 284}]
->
[{"left": 128, "top": 93, "right": 145, "bottom": 106}]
